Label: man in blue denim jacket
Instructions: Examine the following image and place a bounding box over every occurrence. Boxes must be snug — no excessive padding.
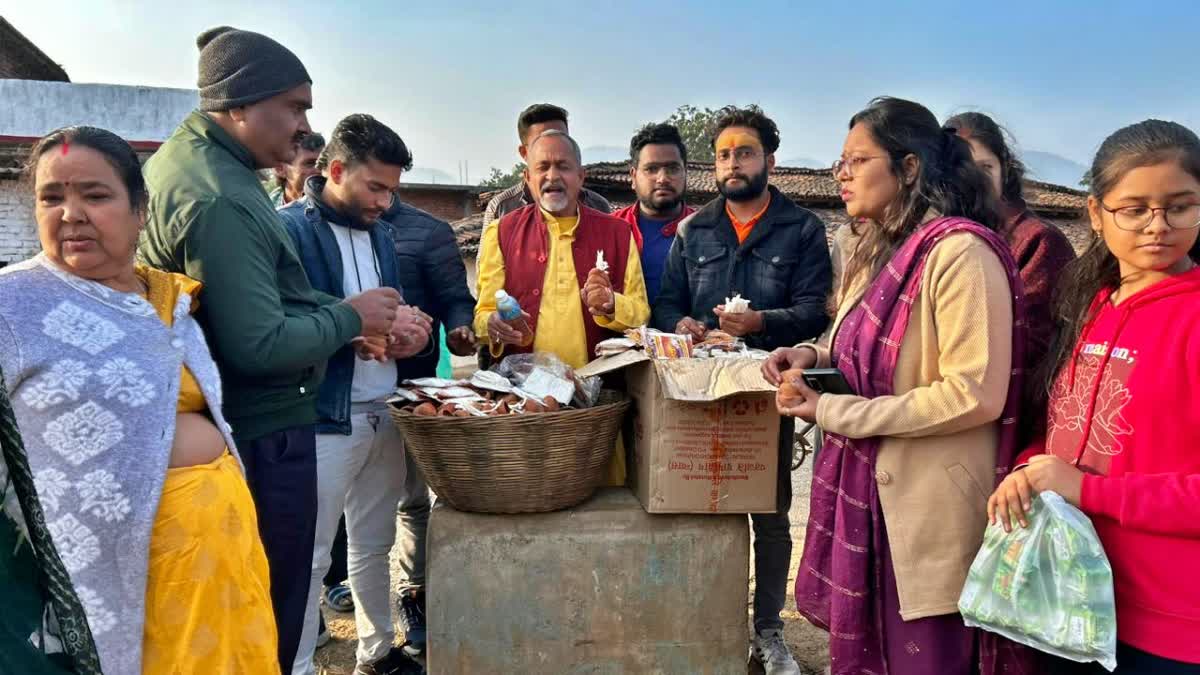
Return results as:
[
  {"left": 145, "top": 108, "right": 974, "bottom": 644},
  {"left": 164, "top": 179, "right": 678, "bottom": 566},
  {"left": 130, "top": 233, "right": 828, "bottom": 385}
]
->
[
  {"left": 652, "top": 106, "right": 832, "bottom": 675},
  {"left": 280, "top": 114, "right": 427, "bottom": 675}
]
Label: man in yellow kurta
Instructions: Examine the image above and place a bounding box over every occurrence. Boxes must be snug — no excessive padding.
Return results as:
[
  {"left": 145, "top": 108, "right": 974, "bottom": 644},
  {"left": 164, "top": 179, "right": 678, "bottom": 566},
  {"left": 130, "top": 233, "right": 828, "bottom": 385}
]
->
[{"left": 475, "top": 129, "right": 649, "bottom": 484}]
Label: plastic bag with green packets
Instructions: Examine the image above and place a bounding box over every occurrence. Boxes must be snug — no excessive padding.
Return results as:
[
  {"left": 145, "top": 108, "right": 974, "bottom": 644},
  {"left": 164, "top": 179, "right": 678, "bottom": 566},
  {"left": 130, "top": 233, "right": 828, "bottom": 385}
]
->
[{"left": 958, "top": 491, "right": 1117, "bottom": 671}]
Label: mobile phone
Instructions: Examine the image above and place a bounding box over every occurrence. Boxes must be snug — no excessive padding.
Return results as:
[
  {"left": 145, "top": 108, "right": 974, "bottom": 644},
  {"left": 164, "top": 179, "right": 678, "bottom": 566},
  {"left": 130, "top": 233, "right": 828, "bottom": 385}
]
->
[{"left": 801, "top": 368, "right": 854, "bottom": 395}]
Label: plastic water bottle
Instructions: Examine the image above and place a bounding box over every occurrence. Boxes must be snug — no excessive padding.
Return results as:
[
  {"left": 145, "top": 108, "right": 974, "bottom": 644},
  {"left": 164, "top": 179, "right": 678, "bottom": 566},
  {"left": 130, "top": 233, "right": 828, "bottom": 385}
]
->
[{"left": 495, "top": 290, "right": 533, "bottom": 346}]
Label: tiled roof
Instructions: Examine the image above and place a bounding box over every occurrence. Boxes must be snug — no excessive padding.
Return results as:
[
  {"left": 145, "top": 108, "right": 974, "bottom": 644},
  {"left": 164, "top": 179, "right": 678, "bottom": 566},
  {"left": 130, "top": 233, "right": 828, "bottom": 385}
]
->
[
  {"left": 0, "top": 17, "right": 69, "bottom": 82},
  {"left": 0, "top": 140, "right": 155, "bottom": 180},
  {"left": 452, "top": 212, "right": 487, "bottom": 255},
  {"left": 585, "top": 161, "right": 842, "bottom": 206},
  {"left": 583, "top": 161, "right": 1087, "bottom": 217},
  {"left": 454, "top": 163, "right": 1088, "bottom": 258}
]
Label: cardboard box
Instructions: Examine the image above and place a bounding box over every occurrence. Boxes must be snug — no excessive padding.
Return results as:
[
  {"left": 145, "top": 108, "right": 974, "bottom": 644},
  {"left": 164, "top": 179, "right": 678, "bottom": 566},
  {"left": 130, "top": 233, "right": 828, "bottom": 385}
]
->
[{"left": 577, "top": 352, "right": 780, "bottom": 513}]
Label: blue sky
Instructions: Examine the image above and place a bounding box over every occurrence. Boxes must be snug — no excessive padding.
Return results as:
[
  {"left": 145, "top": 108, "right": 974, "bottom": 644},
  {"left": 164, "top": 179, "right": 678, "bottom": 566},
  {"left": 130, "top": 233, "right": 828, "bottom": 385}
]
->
[{"left": 7, "top": 1, "right": 1199, "bottom": 184}]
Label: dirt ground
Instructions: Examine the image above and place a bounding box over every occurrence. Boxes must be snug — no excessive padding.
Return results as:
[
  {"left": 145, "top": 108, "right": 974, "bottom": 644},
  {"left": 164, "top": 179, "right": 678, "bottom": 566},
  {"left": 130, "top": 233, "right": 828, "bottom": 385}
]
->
[{"left": 317, "top": 445, "right": 830, "bottom": 675}]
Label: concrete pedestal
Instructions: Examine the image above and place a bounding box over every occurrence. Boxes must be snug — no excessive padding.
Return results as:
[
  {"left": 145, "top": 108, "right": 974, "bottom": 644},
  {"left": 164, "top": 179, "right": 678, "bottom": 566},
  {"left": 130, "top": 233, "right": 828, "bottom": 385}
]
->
[{"left": 427, "top": 487, "right": 750, "bottom": 674}]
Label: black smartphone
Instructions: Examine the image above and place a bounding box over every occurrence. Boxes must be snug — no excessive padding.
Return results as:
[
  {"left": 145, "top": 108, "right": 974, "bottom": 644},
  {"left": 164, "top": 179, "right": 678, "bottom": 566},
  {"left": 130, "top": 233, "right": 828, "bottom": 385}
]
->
[{"left": 801, "top": 368, "right": 854, "bottom": 395}]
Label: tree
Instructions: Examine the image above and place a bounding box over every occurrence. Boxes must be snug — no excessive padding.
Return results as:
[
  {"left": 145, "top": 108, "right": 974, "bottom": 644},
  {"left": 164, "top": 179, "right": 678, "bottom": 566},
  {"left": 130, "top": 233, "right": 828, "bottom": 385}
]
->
[
  {"left": 479, "top": 163, "right": 525, "bottom": 189},
  {"left": 663, "top": 104, "right": 723, "bottom": 163}
]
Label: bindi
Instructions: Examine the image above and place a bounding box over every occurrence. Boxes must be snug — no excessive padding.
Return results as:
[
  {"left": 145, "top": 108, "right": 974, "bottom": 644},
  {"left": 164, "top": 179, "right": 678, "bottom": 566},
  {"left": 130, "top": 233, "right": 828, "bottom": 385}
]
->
[{"left": 61, "top": 140, "right": 70, "bottom": 156}]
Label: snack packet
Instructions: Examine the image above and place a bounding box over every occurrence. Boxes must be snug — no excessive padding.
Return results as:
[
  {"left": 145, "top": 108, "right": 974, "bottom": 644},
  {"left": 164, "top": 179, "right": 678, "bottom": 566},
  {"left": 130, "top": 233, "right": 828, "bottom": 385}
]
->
[{"left": 959, "top": 491, "right": 1116, "bottom": 671}]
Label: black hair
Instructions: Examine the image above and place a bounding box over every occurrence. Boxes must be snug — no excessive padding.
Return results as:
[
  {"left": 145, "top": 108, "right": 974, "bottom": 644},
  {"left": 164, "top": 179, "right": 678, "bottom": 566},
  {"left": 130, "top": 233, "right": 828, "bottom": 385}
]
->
[
  {"left": 318, "top": 114, "right": 413, "bottom": 172},
  {"left": 517, "top": 103, "right": 569, "bottom": 144},
  {"left": 709, "top": 105, "right": 780, "bottom": 155},
  {"left": 298, "top": 131, "right": 326, "bottom": 153},
  {"left": 630, "top": 122, "right": 688, "bottom": 164},
  {"left": 842, "top": 97, "right": 1001, "bottom": 290},
  {"left": 1037, "top": 119, "right": 1200, "bottom": 396},
  {"left": 944, "top": 111, "right": 1026, "bottom": 205},
  {"left": 24, "top": 126, "right": 146, "bottom": 213}
]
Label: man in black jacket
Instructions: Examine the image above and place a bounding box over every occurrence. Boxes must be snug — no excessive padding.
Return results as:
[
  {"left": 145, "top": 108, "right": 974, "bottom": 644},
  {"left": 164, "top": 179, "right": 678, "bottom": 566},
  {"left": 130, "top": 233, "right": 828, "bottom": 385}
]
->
[
  {"left": 381, "top": 195, "right": 476, "bottom": 657},
  {"left": 652, "top": 106, "right": 831, "bottom": 675}
]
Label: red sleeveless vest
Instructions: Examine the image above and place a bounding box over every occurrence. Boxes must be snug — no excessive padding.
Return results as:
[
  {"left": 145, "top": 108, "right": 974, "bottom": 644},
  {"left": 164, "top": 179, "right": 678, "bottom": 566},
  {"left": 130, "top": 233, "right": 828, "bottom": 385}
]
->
[{"left": 496, "top": 204, "right": 633, "bottom": 357}]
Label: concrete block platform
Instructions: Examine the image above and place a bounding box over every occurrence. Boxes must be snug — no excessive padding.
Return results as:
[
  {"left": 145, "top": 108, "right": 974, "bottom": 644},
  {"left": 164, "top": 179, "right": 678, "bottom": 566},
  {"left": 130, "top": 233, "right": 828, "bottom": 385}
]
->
[{"left": 427, "top": 487, "right": 750, "bottom": 674}]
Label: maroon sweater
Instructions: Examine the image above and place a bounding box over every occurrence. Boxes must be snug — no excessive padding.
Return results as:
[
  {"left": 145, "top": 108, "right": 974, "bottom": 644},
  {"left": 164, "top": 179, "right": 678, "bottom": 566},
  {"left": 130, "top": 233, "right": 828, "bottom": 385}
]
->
[
  {"left": 1004, "top": 204, "right": 1077, "bottom": 372},
  {"left": 496, "top": 204, "right": 632, "bottom": 356}
]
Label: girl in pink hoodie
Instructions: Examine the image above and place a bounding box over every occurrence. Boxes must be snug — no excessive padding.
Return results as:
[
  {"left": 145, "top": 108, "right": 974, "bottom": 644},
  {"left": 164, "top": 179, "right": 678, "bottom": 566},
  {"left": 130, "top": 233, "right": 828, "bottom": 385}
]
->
[{"left": 989, "top": 120, "right": 1200, "bottom": 674}]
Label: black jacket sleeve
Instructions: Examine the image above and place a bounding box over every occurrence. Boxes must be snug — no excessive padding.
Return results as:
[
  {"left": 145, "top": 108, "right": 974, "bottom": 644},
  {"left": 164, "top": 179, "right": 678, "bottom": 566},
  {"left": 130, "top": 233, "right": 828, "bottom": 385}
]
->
[
  {"left": 754, "top": 217, "right": 832, "bottom": 350},
  {"left": 423, "top": 219, "right": 476, "bottom": 331}
]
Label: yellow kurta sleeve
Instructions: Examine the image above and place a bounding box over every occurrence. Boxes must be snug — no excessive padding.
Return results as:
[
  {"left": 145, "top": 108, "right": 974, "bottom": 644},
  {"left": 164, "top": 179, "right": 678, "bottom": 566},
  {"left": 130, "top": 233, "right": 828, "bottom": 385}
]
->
[
  {"left": 473, "top": 220, "right": 505, "bottom": 339},
  {"left": 815, "top": 236, "right": 1014, "bottom": 440},
  {"left": 595, "top": 233, "right": 651, "bottom": 332}
]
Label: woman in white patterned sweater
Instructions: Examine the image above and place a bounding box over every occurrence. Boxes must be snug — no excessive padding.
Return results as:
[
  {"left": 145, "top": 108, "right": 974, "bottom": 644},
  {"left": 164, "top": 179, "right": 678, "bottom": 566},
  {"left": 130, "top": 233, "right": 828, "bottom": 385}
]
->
[{"left": 0, "top": 127, "right": 279, "bottom": 674}]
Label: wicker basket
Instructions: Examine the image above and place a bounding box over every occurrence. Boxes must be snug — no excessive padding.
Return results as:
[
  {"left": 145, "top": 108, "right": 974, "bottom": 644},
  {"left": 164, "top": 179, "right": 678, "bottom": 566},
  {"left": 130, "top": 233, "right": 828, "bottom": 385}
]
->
[{"left": 388, "top": 390, "right": 630, "bottom": 513}]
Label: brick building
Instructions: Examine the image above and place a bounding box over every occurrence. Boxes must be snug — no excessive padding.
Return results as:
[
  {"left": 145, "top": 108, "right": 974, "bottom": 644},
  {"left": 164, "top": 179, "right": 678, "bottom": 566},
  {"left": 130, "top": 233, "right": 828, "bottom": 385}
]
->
[{"left": 395, "top": 182, "right": 486, "bottom": 222}]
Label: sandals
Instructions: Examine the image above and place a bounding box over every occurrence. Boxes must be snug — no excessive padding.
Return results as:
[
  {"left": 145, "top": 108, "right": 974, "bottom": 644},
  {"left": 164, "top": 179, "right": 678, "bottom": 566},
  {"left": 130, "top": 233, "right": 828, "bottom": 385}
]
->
[{"left": 323, "top": 582, "right": 355, "bottom": 613}]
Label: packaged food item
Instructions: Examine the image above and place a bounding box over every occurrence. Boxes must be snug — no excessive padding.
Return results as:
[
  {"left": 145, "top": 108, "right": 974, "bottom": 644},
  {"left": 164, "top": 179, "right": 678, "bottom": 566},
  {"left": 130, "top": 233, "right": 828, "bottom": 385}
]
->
[
  {"left": 595, "top": 337, "right": 637, "bottom": 357},
  {"left": 470, "top": 370, "right": 515, "bottom": 394},
  {"left": 389, "top": 388, "right": 424, "bottom": 403},
  {"left": 419, "top": 386, "right": 482, "bottom": 400},
  {"left": 403, "top": 377, "right": 468, "bottom": 388},
  {"left": 647, "top": 331, "right": 693, "bottom": 359},
  {"left": 723, "top": 293, "right": 751, "bottom": 314},
  {"left": 959, "top": 491, "right": 1116, "bottom": 671},
  {"left": 520, "top": 366, "right": 576, "bottom": 405}
]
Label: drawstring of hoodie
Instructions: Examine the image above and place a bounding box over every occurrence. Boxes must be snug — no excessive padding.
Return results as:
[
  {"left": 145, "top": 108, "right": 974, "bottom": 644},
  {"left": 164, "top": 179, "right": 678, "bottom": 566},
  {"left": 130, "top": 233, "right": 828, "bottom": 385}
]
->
[{"left": 1067, "top": 290, "right": 1135, "bottom": 464}]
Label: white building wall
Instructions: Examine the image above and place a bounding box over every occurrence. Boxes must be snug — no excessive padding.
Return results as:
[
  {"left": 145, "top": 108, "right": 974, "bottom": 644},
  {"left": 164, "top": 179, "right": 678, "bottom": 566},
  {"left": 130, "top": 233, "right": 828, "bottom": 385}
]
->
[
  {"left": 0, "top": 80, "right": 199, "bottom": 265},
  {"left": 0, "top": 79, "right": 198, "bottom": 140},
  {"left": 0, "top": 181, "right": 36, "bottom": 265}
]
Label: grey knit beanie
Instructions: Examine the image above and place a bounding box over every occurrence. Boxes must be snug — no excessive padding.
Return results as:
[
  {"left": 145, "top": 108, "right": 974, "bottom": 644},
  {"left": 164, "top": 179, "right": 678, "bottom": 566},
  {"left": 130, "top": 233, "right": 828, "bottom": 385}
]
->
[{"left": 195, "top": 26, "right": 312, "bottom": 112}]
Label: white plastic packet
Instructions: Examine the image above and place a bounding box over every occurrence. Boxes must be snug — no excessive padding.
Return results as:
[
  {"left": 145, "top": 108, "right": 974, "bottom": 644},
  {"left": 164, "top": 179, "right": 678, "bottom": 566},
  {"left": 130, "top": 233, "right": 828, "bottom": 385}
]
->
[
  {"left": 520, "top": 367, "right": 576, "bottom": 405},
  {"left": 469, "top": 370, "right": 514, "bottom": 394},
  {"left": 723, "top": 293, "right": 751, "bottom": 313},
  {"left": 959, "top": 491, "right": 1116, "bottom": 671},
  {"left": 404, "top": 377, "right": 468, "bottom": 388},
  {"left": 595, "top": 250, "right": 609, "bottom": 273}
]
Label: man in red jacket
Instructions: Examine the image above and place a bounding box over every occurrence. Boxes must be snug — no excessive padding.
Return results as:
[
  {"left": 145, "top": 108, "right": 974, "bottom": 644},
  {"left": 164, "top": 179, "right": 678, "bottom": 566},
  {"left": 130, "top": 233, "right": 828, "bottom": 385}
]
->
[{"left": 611, "top": 123, "right": 695, "bottom": 304}]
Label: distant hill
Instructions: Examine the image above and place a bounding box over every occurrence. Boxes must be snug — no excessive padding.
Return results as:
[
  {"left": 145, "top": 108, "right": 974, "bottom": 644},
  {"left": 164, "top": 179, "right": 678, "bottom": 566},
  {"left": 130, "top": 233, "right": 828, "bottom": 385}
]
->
[
  {"left": 583, "top": 145, "right": 629, "bottom": 164},
  {"left": 778, "top": 157, "right": 825, "bottom": 169},
  {"left": 1022, "top": 150, "right": 1088, "bottom": 188},
  {"left": 403, "top": 166, "right": 458, "bottom": 184}
]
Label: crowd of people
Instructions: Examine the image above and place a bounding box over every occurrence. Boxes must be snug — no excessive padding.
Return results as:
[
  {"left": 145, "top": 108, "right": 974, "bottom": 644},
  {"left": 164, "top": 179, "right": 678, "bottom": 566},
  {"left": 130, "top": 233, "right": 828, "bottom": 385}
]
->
[{"left": 0, "top": 23, "right": 1195, "bottom": 675}]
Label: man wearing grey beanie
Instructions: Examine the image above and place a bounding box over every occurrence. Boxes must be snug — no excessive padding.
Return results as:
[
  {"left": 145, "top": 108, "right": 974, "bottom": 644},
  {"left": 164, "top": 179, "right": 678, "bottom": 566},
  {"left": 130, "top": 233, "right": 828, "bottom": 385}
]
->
[{"left": 140, "top": 26, "right": 403, "bottom": 672}]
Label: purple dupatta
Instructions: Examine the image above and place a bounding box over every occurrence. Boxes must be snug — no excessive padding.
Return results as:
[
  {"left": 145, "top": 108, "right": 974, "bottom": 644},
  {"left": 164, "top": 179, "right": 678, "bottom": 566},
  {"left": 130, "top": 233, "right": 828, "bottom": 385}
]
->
[{"left": 795, "top": 217, "right": 1034, "bottom": 675}]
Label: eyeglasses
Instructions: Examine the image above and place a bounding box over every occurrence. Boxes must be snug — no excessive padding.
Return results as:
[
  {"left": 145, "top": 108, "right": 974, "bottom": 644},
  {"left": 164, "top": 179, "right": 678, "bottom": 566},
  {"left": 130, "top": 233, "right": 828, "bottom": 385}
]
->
[
  {"left": 1099, "top": 201, "right": 1200, "bottom": 231},
  {"left": 832, "top": 155, "right": 886, "bottom": 178},
  {"left": 715, "top": 147, "right": 760, "bottom": 165},
  {"left": 639, "top": 164, "right": 684, "bottom": 177}
]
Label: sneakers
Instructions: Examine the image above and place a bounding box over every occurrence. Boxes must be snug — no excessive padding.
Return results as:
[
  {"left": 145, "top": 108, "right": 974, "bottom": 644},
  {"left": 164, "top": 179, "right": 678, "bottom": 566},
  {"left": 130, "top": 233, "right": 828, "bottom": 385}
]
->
[
  {"left": 750, "top": 628, "right": 802, "bottom": 675},
  {"left": 354, "top": 647, "right": 424, "bottom": 675},
  {"left": 397, "top": 589, "right": 427, "bottom": 656}
]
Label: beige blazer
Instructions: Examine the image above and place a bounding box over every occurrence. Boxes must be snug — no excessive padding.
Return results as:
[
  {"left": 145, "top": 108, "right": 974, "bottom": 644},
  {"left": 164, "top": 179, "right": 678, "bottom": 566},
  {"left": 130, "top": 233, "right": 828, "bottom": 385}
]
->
[{"left": 805, "top": 227, "right": 1014, "bottom": 619}]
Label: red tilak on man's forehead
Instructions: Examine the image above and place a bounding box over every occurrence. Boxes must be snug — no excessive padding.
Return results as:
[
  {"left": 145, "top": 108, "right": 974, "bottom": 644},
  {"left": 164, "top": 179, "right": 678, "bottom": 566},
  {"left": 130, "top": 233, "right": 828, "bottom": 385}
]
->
[{"left": 61, "top": 140, "right": 70, "bottom": 155}]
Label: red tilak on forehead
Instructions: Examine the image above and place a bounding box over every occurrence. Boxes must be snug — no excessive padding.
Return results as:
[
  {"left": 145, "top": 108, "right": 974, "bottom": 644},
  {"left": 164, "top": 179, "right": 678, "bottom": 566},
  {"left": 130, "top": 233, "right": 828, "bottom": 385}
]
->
[{"left": 61, "top": 140, "right": 70, "bottom": 155}]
